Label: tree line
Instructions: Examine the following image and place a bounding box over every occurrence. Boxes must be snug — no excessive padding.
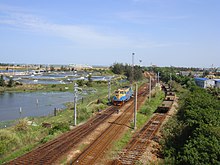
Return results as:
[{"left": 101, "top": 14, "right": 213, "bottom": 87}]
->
[
  {"left": 0, "top": 75, "right": 14, "bottom": 87},
  {"left": 162, "top": 84, "right": 220, "bottom": 164},
  {"left": 110, "top": 63, "right": 143, "bottom": 82}
]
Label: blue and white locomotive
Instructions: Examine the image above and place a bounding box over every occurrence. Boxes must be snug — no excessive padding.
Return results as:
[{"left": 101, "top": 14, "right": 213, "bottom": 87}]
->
[{"left": 112, "top": 86, "right": 133, "bottom": 106}]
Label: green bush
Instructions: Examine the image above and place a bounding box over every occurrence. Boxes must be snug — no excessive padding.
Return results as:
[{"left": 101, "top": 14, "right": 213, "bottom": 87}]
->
[
  {"left": 77, "top": 107, "right": 91, "bottom": 122},
  {"left": 49, "top": 122, "right": 70, "bottom": 135},
  {"left": 162, "top": 86, "right": 220, "bottom": 165},
  {"left": 14, "top": 119, "right": 29, "bottom": 132},
  {"left": 51, "top": 84, "right": 56, "bottom": 88},
  {"left": 0, "top": 130, "right": 21, "bottom": 156},
  {"left": 40, "top": 134, "right": 54, "bottom": 144}
]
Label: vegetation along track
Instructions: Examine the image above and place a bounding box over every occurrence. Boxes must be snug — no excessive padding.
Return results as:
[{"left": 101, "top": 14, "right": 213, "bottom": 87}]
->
[
  {"left": 5, "top": 106, "right": 118, "bottom": 165},
  {"left": 112, "top": 113, "right": 166, "bottom": 165},
  {"left": 72, "top": 83, "right": 152, "bottom": 165}
]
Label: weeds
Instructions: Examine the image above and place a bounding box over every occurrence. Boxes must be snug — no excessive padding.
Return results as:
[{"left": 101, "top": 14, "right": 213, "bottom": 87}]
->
[{"left": 0, "top": 130, "right": 21, "bottom": 157}]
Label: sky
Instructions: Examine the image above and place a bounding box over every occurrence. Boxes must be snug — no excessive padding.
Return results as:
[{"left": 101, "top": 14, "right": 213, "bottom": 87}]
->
[{"left": 0, "top": 0, "right": 219, "bottom": 68}]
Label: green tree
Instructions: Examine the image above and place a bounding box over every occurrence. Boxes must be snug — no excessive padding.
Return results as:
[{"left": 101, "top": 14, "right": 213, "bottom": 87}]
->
[
  {"left": 77, "top": 80, "right": 85, "bottom": 87},
  {"left": 50, "top": 66, "right": 55, "bottom": 72},
  {"left": 0, "top": 75, "right": 5, "bottom": 86},
  {"left": 110, "top": 63, "right": 143, "bottom": 82},
  {"left": 7, "top": 77, "right": 14, "bottom": 87},
  {"left": 86, "top": 74, "right": 92, "bottom": 87},
  {"left": 110, "top": 63, "right": 124, "bottom": 74},
  {"left": 162, "top": 86, "right": 220, "bottom": 165},
  {"left": 203, "top": 70, "right": 209, "bottom": 77}
]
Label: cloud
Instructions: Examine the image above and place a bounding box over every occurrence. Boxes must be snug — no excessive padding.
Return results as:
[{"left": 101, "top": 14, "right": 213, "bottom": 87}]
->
[
  {"left": 0, "top": 4, "right": 187, "bottom": 50},
  {"left": 0, "top": 5, "right": 132, "bottom": 48},
  {"left": 116, "top": 10, "right": 188, "bottom": 24}
]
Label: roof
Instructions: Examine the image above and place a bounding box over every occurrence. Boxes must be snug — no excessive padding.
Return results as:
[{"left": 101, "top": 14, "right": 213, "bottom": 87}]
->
[{"left": 194, "top": 77, "right": 208, "bottom": 81}]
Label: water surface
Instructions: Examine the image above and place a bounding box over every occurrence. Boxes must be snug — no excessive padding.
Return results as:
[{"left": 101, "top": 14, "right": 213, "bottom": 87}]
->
[{"left": 0, "top": 92, "right": 75, "bottom": 122}]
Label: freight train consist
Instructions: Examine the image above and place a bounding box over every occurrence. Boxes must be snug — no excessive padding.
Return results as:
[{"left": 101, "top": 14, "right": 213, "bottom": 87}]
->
[
  {"left": 112, "top": 86, "right": 133, "bottom": 106},
  {"left": 156, "top": 84, "right": 176, "bottom": 113}
]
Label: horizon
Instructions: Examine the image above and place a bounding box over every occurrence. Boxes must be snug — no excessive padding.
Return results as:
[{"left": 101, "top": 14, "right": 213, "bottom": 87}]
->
[{"left": 0, "top": 62, "right": 218, "bottom": 69}]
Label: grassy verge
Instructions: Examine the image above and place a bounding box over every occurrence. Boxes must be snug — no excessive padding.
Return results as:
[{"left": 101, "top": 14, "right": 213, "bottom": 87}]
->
[
  {"left": 109, "top": 87, "right": 165, "bottom": 160},
  {"left": 0, "top": 83, "right": 73, "bottom": 93}
]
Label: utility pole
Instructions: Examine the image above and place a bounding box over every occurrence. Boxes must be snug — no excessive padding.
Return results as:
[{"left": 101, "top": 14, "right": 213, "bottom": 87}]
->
[
  {"left": 131, "top": 53, "right": 135, "bottom": 84},
  {"left": 108, "top": 79, "right": 111, "bottom": 104},
  {"left": 13, "top": 62, "right": 15, "bottom": 76},
  {"left": 157, "top": 72, "right": 160, "bottom": 83},
  {"left": 149, "top": 76, "right": 152, "bottom": 101},
  {"left": 169, "top": 73, "right": 172, "bottom": 88},
  {"left": 73, "top": 83, "right": 78, "bottom": 126},
  {"left": 134, "top": 83, "right": 137, "bottom": 130}
]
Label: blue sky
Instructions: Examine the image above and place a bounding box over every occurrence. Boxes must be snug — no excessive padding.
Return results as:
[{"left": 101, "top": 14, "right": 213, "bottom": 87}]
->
[{"left": 0, "top": 0, "right": 219, "bottom": 67}]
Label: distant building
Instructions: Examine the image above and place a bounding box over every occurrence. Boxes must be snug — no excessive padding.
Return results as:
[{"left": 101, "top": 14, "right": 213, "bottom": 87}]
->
[
  {"left": 69, "top": 64, "right": 92, "bottom": 70},
  {"left": 194, "top": 78, "right": 215, "bottom": 88},
  {"left": 180, "top": 71, "right": 191, "bottom": 76},
  {"left": 214, "top": 79, "right": 220, "bottom": 88}
]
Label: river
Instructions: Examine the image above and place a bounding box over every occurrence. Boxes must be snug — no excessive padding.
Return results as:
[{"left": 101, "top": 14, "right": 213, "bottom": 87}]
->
[{"left": 0, "top": 92, "right": 76, "bottom": 122}]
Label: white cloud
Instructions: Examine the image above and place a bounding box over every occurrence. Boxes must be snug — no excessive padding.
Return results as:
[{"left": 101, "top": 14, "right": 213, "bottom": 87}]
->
[
  {"left": 116, "top": 10, "right": 188, "bottom": 24},
  {"left": 0, "top": 4, "right": 187, "bottom": 50},
  {"left": 0, "top": 6, "right": 133, "bottom": 48}
]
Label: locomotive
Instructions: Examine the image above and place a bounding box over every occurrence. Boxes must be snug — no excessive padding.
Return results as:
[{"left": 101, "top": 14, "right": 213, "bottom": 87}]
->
[{"left": 112, "top": 86, "right": 133, "bottom": 106}]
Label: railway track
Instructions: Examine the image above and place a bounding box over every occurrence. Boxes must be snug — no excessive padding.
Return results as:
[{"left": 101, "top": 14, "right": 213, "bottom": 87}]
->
[
  {"left": 5, "top": 82, "right": 153, "bottom": 165},
  {"left": 111, "top": 86, "right": 175, "bottom": 165},
  {"left": 112, "top": 113, "right": 166, "bottom": 165},
  {"left": 5, "top": 106, "right": 118, "bottom": 165},
  {"left": 72, "top": 84, "right": 151, "bottom": 165}
]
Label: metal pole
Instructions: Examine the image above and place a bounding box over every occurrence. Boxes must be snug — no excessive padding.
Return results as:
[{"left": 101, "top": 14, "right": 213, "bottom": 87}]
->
[
  {"left": 134, "top": 83, "right": 137, "bottom": 129},
  {"left": 19, "top": 107, "right": 22, "bottom": 119},
  {"left": 13, "top": 62, "right": 15, "bottom": 76},
  {"left": 132, "top": 53, "right": 135, "bottom": 84},
  {"left": 149, "top": 76, "right": 151, "bottom": 101},
  {"left": 74, "top": 83, "right": 78, "bottom": 126},
  {"left": 157, "top": 72, "right": 160, "bottom": 83},
  {"left": 108, "top": 80, "right": 111, "bottom": 103}
]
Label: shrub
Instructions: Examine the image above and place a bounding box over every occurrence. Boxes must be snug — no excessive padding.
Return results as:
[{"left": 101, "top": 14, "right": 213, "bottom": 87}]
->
[
  {"left": 14, "top": 119, "right": 29, "bottom": 132},
  {"left": 40, "top": 135, "right": 54, "bottom": 144},
  {"left": 51, "top": 84, "right": 56, "bottom": 88},
  {"left": 0, "top": 130, "right": 21, "bottom": 156},
  {"left": 49, "top": 122, "right": 70, "bottom": 135}
]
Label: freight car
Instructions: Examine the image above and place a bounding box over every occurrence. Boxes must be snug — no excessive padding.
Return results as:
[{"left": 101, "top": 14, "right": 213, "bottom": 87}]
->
[
  {"left": 156, "top": 84, "right": 176, "bottom": 113},
  {"left": 156, "top": 100, "right": 174, "bottom": 113},
  {"left": 112, "top": 86, "right": 133, "bottom": 106}
]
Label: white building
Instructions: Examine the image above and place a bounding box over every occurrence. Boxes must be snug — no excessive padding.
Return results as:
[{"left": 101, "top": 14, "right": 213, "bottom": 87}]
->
[
  {"left": 214, "top": 79, "right": 220, "bottom": 88},
  {"left": 194, "top": 78, "right": 215, "bottom": 88}
]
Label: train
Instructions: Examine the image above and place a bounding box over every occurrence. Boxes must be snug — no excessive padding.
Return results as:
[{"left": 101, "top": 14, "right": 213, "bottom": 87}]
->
[
  {"left": 156, "top": 84, "right": 176, "bottom": 113},
  {"left": 112, "top": 86, "right": 133, "bottom": 106}
]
